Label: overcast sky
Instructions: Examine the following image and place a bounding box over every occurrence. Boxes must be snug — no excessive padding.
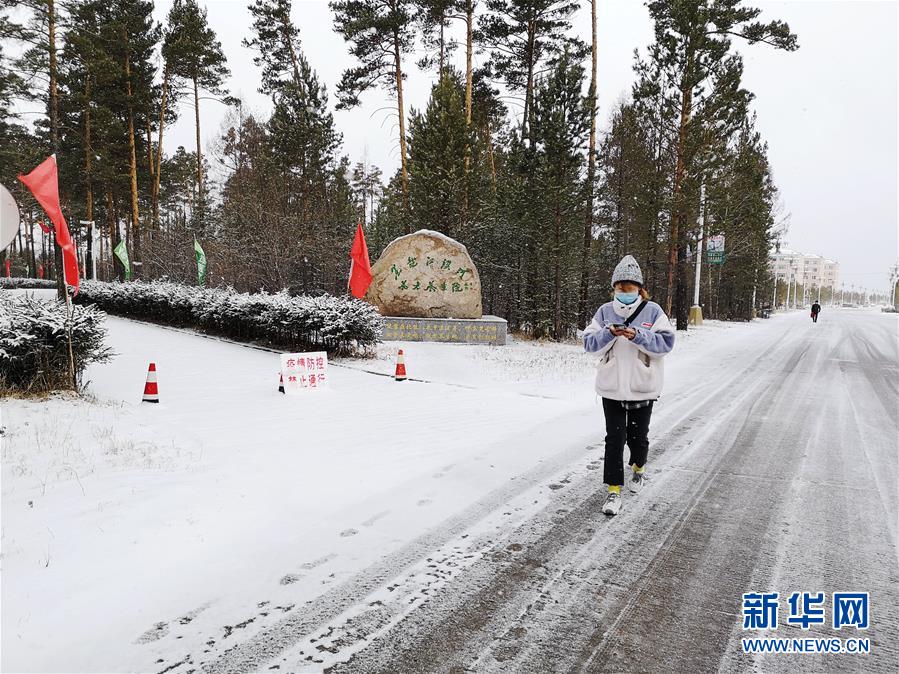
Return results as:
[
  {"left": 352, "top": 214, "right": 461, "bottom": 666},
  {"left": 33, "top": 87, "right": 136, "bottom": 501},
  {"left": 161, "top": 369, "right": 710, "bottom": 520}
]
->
[{"left": 155, "top": 0, "right": 898, "bottom": 293}]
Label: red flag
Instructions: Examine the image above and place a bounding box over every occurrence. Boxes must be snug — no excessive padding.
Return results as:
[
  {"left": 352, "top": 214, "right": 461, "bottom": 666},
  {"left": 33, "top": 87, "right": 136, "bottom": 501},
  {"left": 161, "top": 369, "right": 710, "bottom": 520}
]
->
[
  {"left": 348, "top": 222, "right": 372, "bottom": 299},
  {"left": 18, "top": 155, "right": 79, "bottom": 293}
]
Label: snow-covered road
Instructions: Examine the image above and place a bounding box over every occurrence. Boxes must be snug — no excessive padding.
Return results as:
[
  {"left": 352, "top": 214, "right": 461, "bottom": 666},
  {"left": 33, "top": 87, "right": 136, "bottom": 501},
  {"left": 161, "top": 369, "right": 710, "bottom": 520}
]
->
[{"left": 2, "top": 300, "right": 897, "bottom": 673}]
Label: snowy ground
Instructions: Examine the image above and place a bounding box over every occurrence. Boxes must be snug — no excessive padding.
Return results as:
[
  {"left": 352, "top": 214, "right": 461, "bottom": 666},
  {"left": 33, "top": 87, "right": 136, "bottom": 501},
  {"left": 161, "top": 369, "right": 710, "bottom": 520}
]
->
[{"left": 2, "top": 293, "right": 897, "bottom": 673}]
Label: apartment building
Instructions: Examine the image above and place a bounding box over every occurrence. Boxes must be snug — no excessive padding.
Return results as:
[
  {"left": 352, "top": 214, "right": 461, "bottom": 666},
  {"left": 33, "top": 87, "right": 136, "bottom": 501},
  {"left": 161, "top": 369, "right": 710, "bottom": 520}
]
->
[{"left": 770, "top": 247, "right": 840, "bottom": 289}]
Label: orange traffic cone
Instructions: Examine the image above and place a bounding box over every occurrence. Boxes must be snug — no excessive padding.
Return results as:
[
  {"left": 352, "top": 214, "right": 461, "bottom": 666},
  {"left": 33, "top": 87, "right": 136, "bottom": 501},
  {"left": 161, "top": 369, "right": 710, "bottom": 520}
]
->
[
  {"left": 142, "top": 363, "right": 159, "bottom": 403},
  {"left": 394, "top": 349, "right": 407, "bottom": 381},
  {"left": 278, "top": 371, "right": 285, "bottom": 394}
]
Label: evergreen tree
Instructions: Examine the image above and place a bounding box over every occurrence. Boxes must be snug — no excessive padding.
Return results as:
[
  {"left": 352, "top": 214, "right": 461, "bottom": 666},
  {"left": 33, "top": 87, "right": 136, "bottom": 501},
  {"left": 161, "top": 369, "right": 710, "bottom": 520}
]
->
[
  {"left": 242, "top": 0, "right": 350, "bottom": 291},
  {"left": 415, "top": 0, "right": 461, "bottom": 75},
  {"left": 165, "top": 0, "right": 229, "bottom": 224},
  {"left": 638, "top": 0, "right": 797, "bottom": 328},
  {"left": 477, "top": 0, "right": 584, "bottom": 143},
  {"left": 577, "top": 0, "right": 598, "bottom": 328},
  {"left": 407, "top": 72, "right": 470, "bottom": 239},
  {"left": 700, "top": 117, "right": 778, "bottom": 320},
  {"left": 330, "top": 0, "right": 416, "bottom": 219},
  {"left": 529, "top": 52, "right": 590, "bottom": 338},
  {"left": 350, "top": 161, "right": 383, "bottom": 225}
]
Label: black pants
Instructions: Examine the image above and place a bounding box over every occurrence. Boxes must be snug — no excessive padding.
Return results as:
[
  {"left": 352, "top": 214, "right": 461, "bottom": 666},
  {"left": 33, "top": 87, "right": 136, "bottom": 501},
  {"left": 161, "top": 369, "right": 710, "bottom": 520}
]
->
[
  {"left": 812, "top": 312, "right": 819, "bottom": 322},
  {"left": 602, "top": 398, "right": 654, "bottom": 486}
]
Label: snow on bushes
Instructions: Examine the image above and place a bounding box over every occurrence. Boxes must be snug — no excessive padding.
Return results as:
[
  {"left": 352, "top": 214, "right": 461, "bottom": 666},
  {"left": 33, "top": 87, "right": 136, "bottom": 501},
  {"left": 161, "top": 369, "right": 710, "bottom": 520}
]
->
[
  {"left": 73, "top": 280, "right": 383, "bottom": 356},
  {"left": 0, "top": 278, "right": 58, "bottom": 290},
  {"left": 0, "top": 294, "right": 112, "bottom": 394}
]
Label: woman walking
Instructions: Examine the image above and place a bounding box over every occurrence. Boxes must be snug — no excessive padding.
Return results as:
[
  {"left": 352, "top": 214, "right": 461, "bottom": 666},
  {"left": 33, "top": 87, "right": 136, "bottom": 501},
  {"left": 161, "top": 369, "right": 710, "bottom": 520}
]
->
[{"left": 583, "top": 255, "right": 675, "bottom": 516}]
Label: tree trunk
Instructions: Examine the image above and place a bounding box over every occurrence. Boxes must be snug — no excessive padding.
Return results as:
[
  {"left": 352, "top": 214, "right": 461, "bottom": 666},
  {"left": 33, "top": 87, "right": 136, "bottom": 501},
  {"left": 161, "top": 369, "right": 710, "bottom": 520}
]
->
[
  {"left": 439, "top": 19, "right": 445, "bottom": 75},
  {"left": 84, "top": 75, "right": 95, "bottom": 279},
  {"left": 522, "top": 16, "right": 536, "bottom": 143},
  {"left": 485, "top": 118, "right": 497, "bottom": 192},
  {"left": 553, "top": 194, "right": 562, "bottom": 339},
  {"left": 48, "top": 0, "right": 64, "bottom": 298},
  {"left": 27, "top": 215, "right": 37, "bottom": 277},
  {"left": 577, "top": 0, "right": 598, "bottom": 328},
  {"left": 145, "top": 118, "right": 153, "bottom": 244},
  {"left": 392, "top": 29, "right": 410, "bottom": 221},
  {"left": 123, "top": 30, "right": 142, "bottom": 272},
  {"left": 461, "top": 1, "right": 474, "bottom": 231},
  {"left": 666, "top": 68, "right": 694, "bottom": 319},
  {"left": 193, "top": 75, "right": 204, "bottom": 219},
  {"left": 281, "top": 15, "right": 303, "bottom": 84},
  {"left": 152, "top": 63, "right": 169, "bottom": 229}
]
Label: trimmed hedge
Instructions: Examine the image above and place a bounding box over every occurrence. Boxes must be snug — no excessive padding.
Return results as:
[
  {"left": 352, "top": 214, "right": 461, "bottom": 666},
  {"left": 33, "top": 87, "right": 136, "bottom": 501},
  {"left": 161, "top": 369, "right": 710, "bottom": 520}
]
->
[
  {"left": 0, "top": 278, "right": 58, "bottom": 290},
  {"left": 73, "top": 280, "right": 383, "bottom": 356},
  {"left": 0, "top": 294, "right": 112, "bottom": 393}
]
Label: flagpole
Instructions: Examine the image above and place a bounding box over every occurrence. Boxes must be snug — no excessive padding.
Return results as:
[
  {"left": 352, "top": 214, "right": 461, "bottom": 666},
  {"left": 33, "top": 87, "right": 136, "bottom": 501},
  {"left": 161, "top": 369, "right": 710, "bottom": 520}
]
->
[
  {"left": 60, "top": 258, "right": 76, "bottom": 388},
  {"left": 347, "top": 259, "right": 354, "bottom": 294}
]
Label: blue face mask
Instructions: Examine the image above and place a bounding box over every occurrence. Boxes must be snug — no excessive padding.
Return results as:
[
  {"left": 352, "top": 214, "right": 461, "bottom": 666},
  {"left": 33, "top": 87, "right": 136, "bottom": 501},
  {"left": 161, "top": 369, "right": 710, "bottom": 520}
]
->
[{"left": 615, "top": 292, "right": 640, "bottom": 305}]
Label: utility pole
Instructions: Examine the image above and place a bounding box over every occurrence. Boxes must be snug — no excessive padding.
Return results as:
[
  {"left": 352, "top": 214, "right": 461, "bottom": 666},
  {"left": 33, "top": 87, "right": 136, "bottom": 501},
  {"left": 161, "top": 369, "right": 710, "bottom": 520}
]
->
[
  {"left": 786, "top": 270, "right": 793, "bottom": 309},
  {"left": 890, "top": 263, "right": 899, "bottom": 310},
  {"left": 772, "top": 271, "right": 778, "bottom": 310},
  {"left": 689, "top": 183, "right": 705, "bottom": 326}
]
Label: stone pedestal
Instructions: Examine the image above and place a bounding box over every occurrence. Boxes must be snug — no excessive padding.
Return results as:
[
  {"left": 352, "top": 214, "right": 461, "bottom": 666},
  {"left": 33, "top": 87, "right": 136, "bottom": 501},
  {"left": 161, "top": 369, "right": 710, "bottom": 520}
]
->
[
  {"left": 688, "top": 305, "right": 703, "bottom": 326},
  {"left": 382, "top": 315, "right": 507, "bottom": 345}
]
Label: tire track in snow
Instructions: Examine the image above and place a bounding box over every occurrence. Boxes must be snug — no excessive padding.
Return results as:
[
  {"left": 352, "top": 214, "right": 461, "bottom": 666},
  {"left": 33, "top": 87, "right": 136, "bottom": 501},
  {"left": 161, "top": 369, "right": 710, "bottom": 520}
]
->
[
  {"left": 319, "top": 321, "right": 811, "bottom": 673},
  {"left": 265, "top": 324, "right": 812, "bottom": 672},
  {"left": 178, "top": 319, "right": 793, "bottom": 673},
  {"left": 320, "top": 315, "right": 896, "bottom": 674}
]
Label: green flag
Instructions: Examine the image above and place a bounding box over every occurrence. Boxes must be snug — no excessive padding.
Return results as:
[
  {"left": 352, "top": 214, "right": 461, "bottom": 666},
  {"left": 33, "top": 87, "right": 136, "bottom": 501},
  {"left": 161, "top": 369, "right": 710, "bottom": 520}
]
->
[
  {"left": 114, "top": 240, "right": 131, "bottom": 280},
  {"left": 194, "top": 237, "right": 207, "bottom": 286}
]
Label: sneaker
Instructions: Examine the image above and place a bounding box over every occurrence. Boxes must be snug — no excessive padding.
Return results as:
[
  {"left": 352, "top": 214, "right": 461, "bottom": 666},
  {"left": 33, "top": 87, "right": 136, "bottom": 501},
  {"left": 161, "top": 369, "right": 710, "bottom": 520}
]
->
[
  {"left": 628, "top": 470, "right": 645, "bottom": 493},
  {"left": 602, "top": 492, "right": 621, "bottom": 516}
]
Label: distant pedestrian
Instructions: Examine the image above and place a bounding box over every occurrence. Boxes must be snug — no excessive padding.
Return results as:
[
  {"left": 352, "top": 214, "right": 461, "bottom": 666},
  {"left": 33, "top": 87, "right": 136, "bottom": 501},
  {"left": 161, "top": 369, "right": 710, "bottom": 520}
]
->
[
  {"left": 811, "top": 301, "right": 821, "bottom": 323},
  {"left": 582, "top": 255, "right": 675, "bottom": 516}
]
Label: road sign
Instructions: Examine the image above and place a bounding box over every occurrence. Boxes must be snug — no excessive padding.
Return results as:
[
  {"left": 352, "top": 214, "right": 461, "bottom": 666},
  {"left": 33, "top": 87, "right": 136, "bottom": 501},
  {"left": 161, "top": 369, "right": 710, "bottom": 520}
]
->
[
  {"left": 280, "top": 352, "right": 329, "bottom": 393},
  {"left": 707, "top": 234, "right": 725, "bottom": 264}
]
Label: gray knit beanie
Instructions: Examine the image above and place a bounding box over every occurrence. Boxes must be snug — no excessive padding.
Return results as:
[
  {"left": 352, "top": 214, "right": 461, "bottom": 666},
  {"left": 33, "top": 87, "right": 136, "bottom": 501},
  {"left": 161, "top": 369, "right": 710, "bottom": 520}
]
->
[{"left": 611, "top": 255, "right": 644, "bottom": 287}]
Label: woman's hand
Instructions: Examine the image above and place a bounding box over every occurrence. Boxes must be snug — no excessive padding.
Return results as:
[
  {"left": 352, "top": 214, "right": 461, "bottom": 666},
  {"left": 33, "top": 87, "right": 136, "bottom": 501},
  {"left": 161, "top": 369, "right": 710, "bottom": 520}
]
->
[{"left": 609, "top": 325, "right": 636, "bottom": 339}]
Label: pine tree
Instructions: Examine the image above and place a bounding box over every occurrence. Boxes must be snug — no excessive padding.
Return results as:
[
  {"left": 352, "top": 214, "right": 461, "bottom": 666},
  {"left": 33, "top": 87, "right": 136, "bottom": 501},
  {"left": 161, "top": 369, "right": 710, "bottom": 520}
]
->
[
  {"left": 165, "top": 0, "right": 229, "bottom": 226},
  {"left": 415, "top": 0, "right": 461, "bottom": 75},
  {"left": 243, "top": 0, "right": 348, "bottom": 289},
  {"left": 577, "top": 0, "right": 598, "bottom": 328},
  {"left": 640, "top": 0, "right": 797, "bottom": 328},
  {"left": 700, "top": 117, "right": 778, "bottom": 320},
  {"left": 407, "top": 72, "right": 470, "bottom": 239},
  {"left": 530, "top": 52, "right": 590, "bottom": 338},
  {"left": 104, "top": 0, "right": 161, "bottom": 273},
  {"left": 350, "top": 161, "right": 383, "bottom": 225},
  {"left": 477, "top": 0, "right": 584, "bottom": 144},
  {"left": 330, "top": 0, "right": 416, "bottom": 219}
]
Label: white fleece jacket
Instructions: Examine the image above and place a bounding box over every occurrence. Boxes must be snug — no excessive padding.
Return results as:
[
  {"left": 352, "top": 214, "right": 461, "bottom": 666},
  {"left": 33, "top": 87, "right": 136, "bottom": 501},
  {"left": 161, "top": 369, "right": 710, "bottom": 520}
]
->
[{"left": 582, "top": 299, "right": 675, "bottom": 400}]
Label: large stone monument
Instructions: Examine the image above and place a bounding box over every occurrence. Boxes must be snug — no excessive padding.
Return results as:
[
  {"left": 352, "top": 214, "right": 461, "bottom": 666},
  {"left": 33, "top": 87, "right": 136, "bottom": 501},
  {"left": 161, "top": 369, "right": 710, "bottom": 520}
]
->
[{"left": 365, "top": 230, "right": 506, "bottom": 345}]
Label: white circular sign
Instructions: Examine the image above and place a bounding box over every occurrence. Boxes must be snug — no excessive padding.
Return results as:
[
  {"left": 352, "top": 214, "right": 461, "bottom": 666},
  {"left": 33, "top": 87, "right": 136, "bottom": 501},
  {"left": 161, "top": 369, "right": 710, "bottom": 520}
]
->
[{"left": 0, "top": 183, "right": 21, "bottom": 252}]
